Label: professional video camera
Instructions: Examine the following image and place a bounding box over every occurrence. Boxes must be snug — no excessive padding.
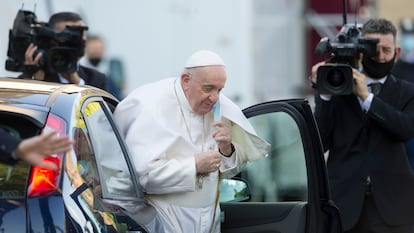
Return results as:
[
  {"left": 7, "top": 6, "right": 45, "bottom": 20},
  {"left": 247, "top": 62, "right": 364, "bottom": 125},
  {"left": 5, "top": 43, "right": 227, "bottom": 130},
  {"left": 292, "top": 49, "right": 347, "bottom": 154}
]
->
[
  {"left": 5, "top": 10, "right": 87, "bottom": 73},
  {"left": 315, "top": 23, "right": 379, "bottom": 95},
  {"left": 314, "top": 0, "right": 379, "bottom": 95}
]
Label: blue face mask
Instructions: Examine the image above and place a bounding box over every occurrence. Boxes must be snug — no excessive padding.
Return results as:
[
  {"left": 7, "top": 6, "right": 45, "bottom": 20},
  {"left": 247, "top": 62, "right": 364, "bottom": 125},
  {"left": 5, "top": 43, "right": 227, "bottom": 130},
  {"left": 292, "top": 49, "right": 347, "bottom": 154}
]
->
[{"left": 401, "top": 34, "right": 414, "bottom": 52}]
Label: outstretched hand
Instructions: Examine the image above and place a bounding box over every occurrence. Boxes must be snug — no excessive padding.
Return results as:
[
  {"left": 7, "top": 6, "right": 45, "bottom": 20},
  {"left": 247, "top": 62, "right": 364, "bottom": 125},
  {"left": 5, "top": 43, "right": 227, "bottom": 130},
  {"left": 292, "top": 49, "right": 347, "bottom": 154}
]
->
[{"left": 15, "top": 130, "right": 74, "bottom": 169}]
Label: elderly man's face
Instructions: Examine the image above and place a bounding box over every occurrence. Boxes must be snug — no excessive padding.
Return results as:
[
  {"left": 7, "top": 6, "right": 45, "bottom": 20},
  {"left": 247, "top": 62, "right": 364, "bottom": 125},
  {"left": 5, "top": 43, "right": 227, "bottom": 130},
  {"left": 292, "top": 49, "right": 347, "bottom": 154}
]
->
[{"left": 182, "top": 65, "right": 226, "bottom": 115}]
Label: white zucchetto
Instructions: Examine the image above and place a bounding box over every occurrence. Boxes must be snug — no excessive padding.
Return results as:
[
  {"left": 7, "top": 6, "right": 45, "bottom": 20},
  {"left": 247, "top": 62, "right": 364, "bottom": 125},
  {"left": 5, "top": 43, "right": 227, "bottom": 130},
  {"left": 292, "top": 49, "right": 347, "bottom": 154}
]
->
[{"left": 184, "top": 50, "right": 226, "bottom": 68}]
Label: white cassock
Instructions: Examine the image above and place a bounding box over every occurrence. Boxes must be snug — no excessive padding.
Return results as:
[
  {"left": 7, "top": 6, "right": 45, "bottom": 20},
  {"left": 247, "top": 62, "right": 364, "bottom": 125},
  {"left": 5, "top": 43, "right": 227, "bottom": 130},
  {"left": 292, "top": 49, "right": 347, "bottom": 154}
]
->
[{"left": 113, "top": 77, "right": 270, "bottom": 233}]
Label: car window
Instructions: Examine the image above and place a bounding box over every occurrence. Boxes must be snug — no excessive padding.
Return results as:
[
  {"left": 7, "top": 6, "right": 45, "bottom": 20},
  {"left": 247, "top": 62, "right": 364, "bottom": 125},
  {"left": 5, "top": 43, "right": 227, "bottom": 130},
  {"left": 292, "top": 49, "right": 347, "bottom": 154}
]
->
[
  {"left": 239, "top": 111, "right": 307, "bottom": 202},
  {"left": 0, "top": 117, "right": 38, "bottom": 198},
  {"left": 73, "top": 121, "right": 101, "bottom": 197},
  {"left": 80, "top": 100, "right": 138, "bottom": 200}
]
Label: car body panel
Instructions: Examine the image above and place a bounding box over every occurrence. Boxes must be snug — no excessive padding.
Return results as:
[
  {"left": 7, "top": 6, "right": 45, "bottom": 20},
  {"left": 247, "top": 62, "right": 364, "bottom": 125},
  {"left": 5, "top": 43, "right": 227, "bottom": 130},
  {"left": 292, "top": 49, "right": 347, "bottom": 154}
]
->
[{"left": 0, "top": 199, "right": 27, "bottom": 232}]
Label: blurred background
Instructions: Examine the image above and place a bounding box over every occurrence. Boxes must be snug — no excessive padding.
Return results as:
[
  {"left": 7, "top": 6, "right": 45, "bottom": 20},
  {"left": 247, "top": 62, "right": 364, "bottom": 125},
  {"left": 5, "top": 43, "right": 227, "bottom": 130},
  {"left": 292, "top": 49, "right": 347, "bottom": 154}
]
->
[{"left": 1, "top": 0, "right": 414, "bottom": 108}]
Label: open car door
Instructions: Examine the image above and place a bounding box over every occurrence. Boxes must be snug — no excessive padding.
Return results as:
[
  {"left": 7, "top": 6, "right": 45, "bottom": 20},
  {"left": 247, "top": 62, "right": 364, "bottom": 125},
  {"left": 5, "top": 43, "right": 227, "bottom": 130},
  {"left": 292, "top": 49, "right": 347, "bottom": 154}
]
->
[{"left": 219, "top": 99, "right": 342, "bottom": 233}]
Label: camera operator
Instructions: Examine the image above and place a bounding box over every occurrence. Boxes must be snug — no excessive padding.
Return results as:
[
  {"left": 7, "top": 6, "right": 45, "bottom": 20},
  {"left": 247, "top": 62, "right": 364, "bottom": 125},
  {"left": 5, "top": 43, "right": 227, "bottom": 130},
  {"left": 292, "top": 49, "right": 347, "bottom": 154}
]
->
[
  {"left": 311, "top": 18, "right": 414, "bottom": 233},
  {"left": 19, "top": 12, "right": 107, "bottom": 90}
]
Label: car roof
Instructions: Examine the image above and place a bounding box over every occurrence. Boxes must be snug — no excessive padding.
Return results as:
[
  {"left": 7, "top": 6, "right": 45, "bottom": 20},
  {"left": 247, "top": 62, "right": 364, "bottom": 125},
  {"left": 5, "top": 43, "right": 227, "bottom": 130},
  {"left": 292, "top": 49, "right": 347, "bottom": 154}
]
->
[
  {"left": 0, "top": 77, "right": 109, "bottom": 95},
  {"left": 0, "top": 78, "right": 114, "bottom": 105},
  {"left": 0, "top": 78, "right": 116, "bottom": 127}
]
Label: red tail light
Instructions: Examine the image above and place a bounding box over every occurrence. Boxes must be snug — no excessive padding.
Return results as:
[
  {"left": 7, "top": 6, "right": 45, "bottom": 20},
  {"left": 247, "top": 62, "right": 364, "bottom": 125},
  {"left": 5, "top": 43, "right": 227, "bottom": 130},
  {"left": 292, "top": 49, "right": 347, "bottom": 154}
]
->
[{"left": 28, "top": 113, "right": 66, "bottom": 197}]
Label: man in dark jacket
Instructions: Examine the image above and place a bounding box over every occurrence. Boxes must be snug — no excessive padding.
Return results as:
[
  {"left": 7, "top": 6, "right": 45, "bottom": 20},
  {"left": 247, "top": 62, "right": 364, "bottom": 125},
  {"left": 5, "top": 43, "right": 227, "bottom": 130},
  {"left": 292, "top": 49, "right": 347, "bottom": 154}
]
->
[
  {"left": 20, "top": 12, "right": 107, "bottom": 90},
  {"left": 310, "top": 18, "right": 414, "bottom": 232}
]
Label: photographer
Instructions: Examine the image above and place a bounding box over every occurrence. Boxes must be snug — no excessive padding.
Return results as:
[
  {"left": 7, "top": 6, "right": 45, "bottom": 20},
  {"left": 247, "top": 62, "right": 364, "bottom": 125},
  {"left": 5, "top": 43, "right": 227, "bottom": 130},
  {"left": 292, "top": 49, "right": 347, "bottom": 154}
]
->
[
  {"left": 311, "top": 18, "right": 414, "bottom": 232},
  {"left": 19, "top": 12, "right": 107, "bottom": 90}
]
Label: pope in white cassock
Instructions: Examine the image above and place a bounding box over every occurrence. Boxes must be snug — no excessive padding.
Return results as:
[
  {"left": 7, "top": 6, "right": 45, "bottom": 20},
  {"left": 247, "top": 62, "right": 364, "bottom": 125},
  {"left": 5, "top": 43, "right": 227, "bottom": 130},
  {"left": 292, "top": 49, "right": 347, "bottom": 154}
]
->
[{"left": 113, "top": 50, "right": 270, "bottom": 233}]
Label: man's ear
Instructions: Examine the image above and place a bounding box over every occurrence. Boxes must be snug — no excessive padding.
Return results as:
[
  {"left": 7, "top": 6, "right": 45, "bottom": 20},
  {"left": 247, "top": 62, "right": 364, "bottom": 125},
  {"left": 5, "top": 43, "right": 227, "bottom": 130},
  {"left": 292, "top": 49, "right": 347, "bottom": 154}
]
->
[
  {"left": 181, "top": 72, "right": 190, "bottom": 82},
  {"left": 181, "top": 72, "right": 191, "bottom": 90},
  {"left": 395, "top": 46, "right": 402, "bottom": 61}
]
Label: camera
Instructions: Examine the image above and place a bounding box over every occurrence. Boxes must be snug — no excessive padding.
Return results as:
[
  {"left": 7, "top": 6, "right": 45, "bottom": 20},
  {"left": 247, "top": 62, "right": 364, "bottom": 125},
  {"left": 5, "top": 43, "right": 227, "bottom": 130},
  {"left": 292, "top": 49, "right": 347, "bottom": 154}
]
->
[
  {"left": 315, "top": 23, "right": 379, "bottom": 95},
  {"left": 5, "top": 10, "right": 87, "bottom": 73}
]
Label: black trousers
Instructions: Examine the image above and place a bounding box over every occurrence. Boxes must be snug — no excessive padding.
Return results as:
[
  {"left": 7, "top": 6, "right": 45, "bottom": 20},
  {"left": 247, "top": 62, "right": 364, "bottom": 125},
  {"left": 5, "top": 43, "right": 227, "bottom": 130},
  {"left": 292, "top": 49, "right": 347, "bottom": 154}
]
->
[{"left": 345, "top": 194, "right": 414, "bottom": 233}]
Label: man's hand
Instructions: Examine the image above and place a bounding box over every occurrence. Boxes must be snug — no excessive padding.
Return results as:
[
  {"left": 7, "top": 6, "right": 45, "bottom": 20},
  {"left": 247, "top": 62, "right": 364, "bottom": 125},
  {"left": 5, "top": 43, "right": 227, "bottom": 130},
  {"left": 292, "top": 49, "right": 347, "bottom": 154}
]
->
[
  {"left": 24, "top": 43, "right": 42, "bottom": 66},
  {"left": 24, "top": 43, "right": 45, "bottom": 80},
  {"left": 211, "top": 121, "right": 233, "bottom": 156},
  {"left": 310, "top": 61, "right": 326, "bottom": 84},
  {"left": 195, "top": 150, "right": 222, "bottom": 174},
  {"left": 311, "top": 62, "right": 340, "bottom": 99},
  {"left": 15, "top": 130, "right": 74, "bottom": 169},
  {"left": 352, "top": 68, "right": 370, "bottom": 100}
]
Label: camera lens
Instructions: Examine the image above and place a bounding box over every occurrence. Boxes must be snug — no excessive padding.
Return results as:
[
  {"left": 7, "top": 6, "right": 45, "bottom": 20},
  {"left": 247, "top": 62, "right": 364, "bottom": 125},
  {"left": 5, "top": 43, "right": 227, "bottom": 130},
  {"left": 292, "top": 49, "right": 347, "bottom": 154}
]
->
[
  {"left": 317, "top": 64, "right": 353, "bottom": 95},
  {"left": 47, "top": 47, "right": 77, "bottom": 73},
  {"left": 327, "top": 68, "right": 346, "bottom": 87},
  {"left": 50, "top": 52, "right": 71, "bottom": 70}
]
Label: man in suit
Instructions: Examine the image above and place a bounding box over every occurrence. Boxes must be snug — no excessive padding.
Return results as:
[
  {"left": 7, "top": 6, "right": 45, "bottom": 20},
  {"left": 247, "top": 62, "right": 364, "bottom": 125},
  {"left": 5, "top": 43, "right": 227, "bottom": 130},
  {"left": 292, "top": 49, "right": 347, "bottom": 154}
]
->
[
  {"left": 0, "top": 129, "right": 73, "bottom": 169},
  {"left": 310, "top": 18, "right": 414, "bottom": 232},
  {"left": 20, "top": 12, "right": 107, "bottom": 90}
]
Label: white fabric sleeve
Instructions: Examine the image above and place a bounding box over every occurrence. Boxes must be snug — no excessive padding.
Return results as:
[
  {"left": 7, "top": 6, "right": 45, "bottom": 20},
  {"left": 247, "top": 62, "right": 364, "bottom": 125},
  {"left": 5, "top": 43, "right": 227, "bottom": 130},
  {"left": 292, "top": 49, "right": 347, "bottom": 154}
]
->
[{"left": 360, "top": 93, "right": 374, "bottom": 112}]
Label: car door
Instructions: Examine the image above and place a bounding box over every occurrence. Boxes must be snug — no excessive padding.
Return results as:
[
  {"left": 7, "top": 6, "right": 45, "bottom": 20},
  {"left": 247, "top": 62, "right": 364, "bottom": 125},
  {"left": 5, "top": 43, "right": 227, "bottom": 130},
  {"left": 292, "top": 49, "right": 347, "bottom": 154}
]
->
[
  {"left": 66, "top": 96, "right": 147, "bottom": 232},
  {"left": 220, "top": 99, "right": 342, "bottom": 233}
]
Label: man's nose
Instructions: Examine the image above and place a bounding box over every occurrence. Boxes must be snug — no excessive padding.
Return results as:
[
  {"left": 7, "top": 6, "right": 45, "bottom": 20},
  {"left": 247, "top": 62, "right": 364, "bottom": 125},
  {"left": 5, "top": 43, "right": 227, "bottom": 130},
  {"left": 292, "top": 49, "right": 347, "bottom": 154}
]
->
[
  {"left": 209, "top": 91, "right": 219, "bottom": 101},
  {"left": 377, "top": 52, "right": 386, "bottom": 61}
]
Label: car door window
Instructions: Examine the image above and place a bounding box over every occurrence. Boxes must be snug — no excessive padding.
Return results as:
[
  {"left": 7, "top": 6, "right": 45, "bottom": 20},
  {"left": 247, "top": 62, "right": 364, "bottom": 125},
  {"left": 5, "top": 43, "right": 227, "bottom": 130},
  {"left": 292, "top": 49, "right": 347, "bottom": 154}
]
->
[
  {"left": 73, "top": 120, "right": 101, "bottom": 197},
  {"left": 239, "top": 111, "right": 307, "bottom": 202},
  {"left": 80, "top": 100, "right": 138, "bottom": 200}
]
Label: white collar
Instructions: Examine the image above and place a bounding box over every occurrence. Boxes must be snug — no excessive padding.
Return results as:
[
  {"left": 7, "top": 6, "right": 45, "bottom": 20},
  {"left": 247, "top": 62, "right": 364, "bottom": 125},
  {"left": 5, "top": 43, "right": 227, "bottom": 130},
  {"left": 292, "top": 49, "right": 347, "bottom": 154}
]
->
[
  {"left": 365, "top": 76, "right": 387, "bottom": 86},
  {"left": 174, "top": 78, "right": 195, "bottom": 114}
]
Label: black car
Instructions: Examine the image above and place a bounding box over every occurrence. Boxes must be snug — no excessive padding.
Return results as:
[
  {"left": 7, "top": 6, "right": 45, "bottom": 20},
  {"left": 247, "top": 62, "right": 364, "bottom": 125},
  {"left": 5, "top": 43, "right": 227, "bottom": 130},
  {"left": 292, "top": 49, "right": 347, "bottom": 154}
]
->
[
  {"left": 0, "top": 79, "right": 146, "bottom": 232},
  {"left": 0, "top": 78, "right": 342, "bottom": 232}
]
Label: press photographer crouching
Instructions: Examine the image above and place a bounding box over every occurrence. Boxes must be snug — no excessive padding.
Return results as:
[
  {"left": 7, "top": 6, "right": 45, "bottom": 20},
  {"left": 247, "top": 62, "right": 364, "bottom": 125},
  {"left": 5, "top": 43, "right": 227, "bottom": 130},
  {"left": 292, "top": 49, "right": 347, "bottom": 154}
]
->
[
  {"left": 311, "top": 18, "right": 414, "bottom": 233},
  {"left": 6, "top": 10, "right": 107, "bottom": 90}
]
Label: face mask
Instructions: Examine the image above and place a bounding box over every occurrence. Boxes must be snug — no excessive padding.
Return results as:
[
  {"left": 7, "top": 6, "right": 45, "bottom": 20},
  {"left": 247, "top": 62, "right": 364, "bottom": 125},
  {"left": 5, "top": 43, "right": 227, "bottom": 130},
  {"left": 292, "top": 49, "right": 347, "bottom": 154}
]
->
[
  {"left": 362, "top": 55, "right": 395, "bottom": 79},
  {"left": 88, "top": 58, "right": 101, "bottom": 67},
  {"left": 402, "top": 34, "right": 414, "bottom": 52}
]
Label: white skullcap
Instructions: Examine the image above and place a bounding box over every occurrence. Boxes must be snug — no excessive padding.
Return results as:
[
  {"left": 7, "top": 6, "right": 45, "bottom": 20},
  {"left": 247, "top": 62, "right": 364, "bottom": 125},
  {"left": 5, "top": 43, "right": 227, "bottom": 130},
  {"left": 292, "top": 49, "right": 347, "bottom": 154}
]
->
[{"left": 184, "top": 50, "right": 225, "bottom": 68}]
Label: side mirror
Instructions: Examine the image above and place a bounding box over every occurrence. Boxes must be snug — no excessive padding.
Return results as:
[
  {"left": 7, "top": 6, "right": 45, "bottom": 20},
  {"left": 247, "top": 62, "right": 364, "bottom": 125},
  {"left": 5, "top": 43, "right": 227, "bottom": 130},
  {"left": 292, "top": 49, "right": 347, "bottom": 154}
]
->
[{"left": 219, "top": 178, "right": 251, "bottom": 203}]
